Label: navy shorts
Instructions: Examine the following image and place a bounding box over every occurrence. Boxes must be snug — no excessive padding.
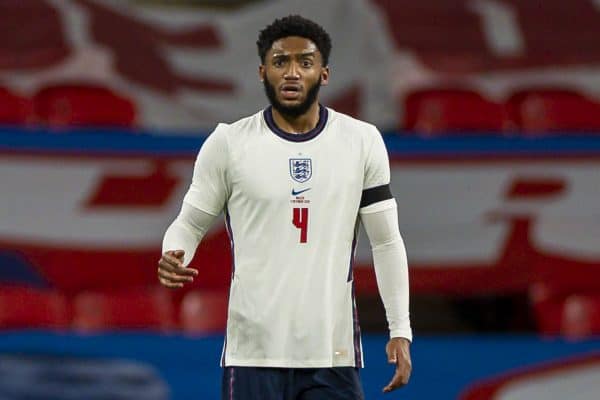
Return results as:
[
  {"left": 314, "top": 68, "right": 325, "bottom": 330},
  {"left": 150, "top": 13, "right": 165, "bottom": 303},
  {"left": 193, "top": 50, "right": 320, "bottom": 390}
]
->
[{"left": 221, "top": 366, "right": 365, "bottom": 400}]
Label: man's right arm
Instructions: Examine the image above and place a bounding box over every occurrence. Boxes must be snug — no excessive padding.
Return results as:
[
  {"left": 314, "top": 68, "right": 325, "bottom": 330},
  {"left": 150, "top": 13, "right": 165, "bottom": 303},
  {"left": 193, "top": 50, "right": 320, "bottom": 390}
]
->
[
  {"left": 158, "top": 203, "right": 218, "bottom": 288},
  {"left": 163, "top": 202, "right": 218, "bottom": 266},
  {"left": 158, "top": 124, "right": 230, "bottom": 288}
]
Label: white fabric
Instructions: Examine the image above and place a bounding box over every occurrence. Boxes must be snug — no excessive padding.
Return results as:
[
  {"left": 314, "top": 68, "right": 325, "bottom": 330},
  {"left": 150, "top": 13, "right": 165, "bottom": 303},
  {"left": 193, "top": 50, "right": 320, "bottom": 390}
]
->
[
  {"left": 180, "top": 107, "right": 392, "bottom": 368},
  {"left": 360, "top": 199, "right": 412, "bottom": 341},
  {"left": 162, "top": 203, "right": 217, "bottom": 266}
]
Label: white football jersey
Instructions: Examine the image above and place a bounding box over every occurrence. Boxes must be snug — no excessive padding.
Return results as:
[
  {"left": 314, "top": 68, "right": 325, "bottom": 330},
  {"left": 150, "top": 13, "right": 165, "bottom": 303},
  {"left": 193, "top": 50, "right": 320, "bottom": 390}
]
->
[{"left": 183, "top": 105, "right": 391, "bottom": 368}]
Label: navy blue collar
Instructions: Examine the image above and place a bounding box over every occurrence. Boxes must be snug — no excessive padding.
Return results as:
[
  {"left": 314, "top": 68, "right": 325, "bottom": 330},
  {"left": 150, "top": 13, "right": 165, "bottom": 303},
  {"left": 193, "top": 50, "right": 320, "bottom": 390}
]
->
[{"left": 263, "top": 104, "right": 328, "bottom": 142}]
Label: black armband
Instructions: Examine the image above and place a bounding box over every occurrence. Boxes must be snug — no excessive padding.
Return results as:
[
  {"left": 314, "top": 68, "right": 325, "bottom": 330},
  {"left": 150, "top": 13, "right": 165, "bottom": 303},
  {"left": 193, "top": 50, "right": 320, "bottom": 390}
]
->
[{"left": 360, "top": 184, "right": 393, "bottom": 208}]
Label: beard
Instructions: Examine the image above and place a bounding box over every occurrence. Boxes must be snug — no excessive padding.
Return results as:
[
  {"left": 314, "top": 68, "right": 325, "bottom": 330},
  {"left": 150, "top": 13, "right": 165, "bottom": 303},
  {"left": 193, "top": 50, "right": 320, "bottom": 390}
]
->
[{"left": 263, "top": 76, "right": 322, "bottom": 118}]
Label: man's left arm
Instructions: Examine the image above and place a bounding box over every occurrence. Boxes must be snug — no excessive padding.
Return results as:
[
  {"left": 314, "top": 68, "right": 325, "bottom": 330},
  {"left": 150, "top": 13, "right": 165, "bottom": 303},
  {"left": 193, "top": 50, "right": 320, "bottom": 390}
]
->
[
  {"left": 360, "top": 195, "right": 412, "bottom": 393},
  {"left": 360, "top": 126, "right": 412, "bottom": 392}
]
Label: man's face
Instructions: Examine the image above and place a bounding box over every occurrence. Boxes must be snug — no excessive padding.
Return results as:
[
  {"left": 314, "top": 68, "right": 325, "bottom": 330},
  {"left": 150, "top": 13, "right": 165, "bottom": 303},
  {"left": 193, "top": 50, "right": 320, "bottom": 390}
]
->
[{"left": 260, "top": 36, "right": 329, "bottom": 118}]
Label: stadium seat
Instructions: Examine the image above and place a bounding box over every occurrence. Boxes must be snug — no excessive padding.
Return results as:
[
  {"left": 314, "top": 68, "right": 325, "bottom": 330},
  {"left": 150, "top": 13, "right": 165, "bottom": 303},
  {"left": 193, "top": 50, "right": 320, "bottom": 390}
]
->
[
  {"left": 0, "top": 87, "right": 32, "bottom": 125},
  {"left": 403, "top": 88, "right": 507, "bottom": 134},
  {"left": 561, "top": 294, "right": 600, "bottom": 339},
  {"left": 180, "top": 290, "right": 228, "bottom": 334},
  {"left": 33, "top": 84, "right": 136, "bottom": 127},
  {"left": 0, "top": 286, "right": 71, "bottom": 329},
  {"left": 72, "top": 288, "right": 175, "bottom": 332},
  {"left": 528, "top": 282, "right": 567, "bottom": 335},
  {"left": 529, "top": 257, "right": 600, "bottom": 336},
  {"left": 506, "top": 88, "right": 600, "bottom": 134}
]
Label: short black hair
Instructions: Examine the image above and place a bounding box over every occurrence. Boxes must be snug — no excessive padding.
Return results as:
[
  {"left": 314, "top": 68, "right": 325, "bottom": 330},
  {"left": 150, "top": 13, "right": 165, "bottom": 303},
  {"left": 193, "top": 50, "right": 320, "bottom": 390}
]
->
[{"left": 257, "top": 15, "right": 332, "bottom": 66}]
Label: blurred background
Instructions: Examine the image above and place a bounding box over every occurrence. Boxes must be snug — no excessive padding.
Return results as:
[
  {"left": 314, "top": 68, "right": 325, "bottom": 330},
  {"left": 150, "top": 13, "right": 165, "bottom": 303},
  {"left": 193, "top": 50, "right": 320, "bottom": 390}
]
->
[{"left": 1, "top": 0, "right": 600, "bottom": 399}]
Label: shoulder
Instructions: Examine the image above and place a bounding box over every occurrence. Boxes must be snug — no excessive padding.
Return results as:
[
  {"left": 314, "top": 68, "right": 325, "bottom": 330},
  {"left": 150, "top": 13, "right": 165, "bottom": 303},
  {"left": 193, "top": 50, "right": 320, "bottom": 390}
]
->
[
  {"left": 222, "top": 109, "right": 264, "bottom": 136},
  {"left": 205, "top": 109, "right": 264, "bottom": 144},
  {"left": 328, "top": 108, "right": 380, "bottom": 135},
  {"left": 327, "top": 107, "right": 383, "bottom": 143}
]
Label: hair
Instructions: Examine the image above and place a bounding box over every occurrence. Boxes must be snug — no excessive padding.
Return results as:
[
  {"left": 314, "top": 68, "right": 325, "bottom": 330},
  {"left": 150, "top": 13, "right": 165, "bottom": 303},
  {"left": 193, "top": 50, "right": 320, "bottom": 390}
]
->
[{"left": 257, "top": 15, "right": 332, "bottom": 66}]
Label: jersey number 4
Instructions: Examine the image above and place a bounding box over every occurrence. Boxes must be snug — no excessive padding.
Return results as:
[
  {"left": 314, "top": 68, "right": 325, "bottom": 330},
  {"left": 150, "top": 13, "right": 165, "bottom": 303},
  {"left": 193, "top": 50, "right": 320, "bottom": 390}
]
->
[{"left": 292, "top": 208, "right": 308, "bottom": 243}]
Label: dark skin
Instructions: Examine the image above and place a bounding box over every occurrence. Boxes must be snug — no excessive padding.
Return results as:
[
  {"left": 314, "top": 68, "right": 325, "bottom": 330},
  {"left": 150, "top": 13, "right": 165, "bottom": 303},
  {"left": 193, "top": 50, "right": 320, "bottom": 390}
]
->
[
  {"left": 157, "top": 35, "right": 411, "bottom": 393},
  {"left": 259, "top": 36, "right": 328, "bottom": 133},
  {"left": 384, "top": 337, "right": 412, "bottom": 392},
  {"left": 157, "top": 249, "right": 197, "bottom": 289}
]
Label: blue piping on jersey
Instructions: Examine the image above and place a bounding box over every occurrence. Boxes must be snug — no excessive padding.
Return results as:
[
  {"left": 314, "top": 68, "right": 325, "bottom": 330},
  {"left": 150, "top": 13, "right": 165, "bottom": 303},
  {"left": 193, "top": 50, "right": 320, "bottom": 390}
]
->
[
  {"left": 224, "top": 209, "right": 235, "bottom": 279},
  {"left": 263, "top": 104, "right": 328, "bottom": 142},
  {"left": 347, "top": 235, "right": 357, "bottom": 283},
  {"left": 348, "top": 228, "right": 362, "bottom": 367},
  {"left": 352, "top": 284, "right": 363, "bottom": 368},
  {"left": 221, "top": 208, "right": 235, "bottom": 367}
]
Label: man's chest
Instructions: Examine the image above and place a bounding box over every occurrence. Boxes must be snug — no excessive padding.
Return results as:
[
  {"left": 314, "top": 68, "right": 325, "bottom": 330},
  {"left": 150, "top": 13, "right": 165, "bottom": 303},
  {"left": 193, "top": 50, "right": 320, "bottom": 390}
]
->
[{"left": 228, "top": 138, "right": 364, "bottom": 204}]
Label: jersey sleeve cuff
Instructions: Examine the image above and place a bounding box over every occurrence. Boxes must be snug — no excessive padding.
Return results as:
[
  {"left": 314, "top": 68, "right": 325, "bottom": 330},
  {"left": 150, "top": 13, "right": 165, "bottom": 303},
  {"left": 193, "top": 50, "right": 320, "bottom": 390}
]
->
[{"left": 390, "top": 328, "right": 413, "bottom": 342}]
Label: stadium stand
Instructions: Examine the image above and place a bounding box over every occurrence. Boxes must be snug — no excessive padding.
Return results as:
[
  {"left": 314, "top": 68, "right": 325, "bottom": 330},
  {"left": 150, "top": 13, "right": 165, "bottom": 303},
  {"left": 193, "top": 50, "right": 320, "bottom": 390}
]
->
[
  {"left": 0, "top": 87, "right": 32, "bottom": 125},
  {"left": 403, "top": 88, "right": 507, "bottom": 134},
  {"left": 0, "top": 0, "right": 599, "bottom": 342},
  {"left": 0, "top": 286, "right": 71, "bottom": 329},
  {"left": 562, "top": 294, "right": 600, "bottom": 339},
  {"left": 33, "top": 84, "right": 137, "bottom": 128},
  {"left": 530, "top": 276, "right": 600, "bottom": 338},
  {"left": 506, "top": 88, "right": 600, "bottom": 134},
  {"left": 5, "top": 82, "right": 600, "bottom": 136},
  {"left": 529, "top": 282, "right": 567, "bottom": 336},
  {"left": 72, "top": 287, "right": 175, "bottom": 332},
  {"left": 180, "top": 290, "right": 228, "bottom": 334}
]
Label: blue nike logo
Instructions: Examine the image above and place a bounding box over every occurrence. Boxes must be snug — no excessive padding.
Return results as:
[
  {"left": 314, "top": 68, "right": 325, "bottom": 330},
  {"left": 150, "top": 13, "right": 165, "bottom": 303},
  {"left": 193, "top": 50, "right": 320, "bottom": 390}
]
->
[{"left": 291, "top": 188, "right": 311, "bottom": 196}]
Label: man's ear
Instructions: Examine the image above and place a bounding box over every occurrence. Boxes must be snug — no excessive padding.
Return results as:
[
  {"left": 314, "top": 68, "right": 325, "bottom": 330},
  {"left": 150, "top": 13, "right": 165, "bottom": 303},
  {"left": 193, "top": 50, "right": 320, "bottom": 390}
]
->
[
  {"left": 259, "top": 65, "right": 265, "bottom": 82},
  {"left": 321, "top": 66, "right": 330, "bottom": 86}
]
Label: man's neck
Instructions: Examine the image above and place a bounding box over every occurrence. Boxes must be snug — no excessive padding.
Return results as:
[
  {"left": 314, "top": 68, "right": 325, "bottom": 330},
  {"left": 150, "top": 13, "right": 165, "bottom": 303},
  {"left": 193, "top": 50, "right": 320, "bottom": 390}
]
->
[{"left": 271, "top": 102, "right": 320, "bottom": 134}]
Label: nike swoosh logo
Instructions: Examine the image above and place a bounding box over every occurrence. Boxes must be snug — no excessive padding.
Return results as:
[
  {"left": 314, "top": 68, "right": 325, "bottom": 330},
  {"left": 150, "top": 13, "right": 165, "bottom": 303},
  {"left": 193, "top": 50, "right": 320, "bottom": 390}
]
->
[{"left": 292, "top": 188, "right": 311, "bottom": 196}]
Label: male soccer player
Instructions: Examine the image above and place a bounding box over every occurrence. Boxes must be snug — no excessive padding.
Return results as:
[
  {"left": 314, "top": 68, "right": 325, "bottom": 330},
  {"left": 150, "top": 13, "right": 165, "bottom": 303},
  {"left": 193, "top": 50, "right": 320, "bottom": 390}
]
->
[{"left": 158, "top": 15, "right": 412, "bottom": 400}]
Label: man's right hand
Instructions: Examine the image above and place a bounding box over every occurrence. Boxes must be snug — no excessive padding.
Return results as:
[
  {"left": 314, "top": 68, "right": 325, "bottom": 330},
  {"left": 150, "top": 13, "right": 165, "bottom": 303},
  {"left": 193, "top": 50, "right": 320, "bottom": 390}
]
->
[{"left": 157, "top": 250, "right": 198, "bottom": 288}]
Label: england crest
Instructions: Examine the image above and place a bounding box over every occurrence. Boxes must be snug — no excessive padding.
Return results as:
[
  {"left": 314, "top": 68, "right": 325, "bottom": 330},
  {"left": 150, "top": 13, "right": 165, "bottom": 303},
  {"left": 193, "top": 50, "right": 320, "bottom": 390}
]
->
[{"left": 289, "top": 158, "right": 312, "bottom": 183}]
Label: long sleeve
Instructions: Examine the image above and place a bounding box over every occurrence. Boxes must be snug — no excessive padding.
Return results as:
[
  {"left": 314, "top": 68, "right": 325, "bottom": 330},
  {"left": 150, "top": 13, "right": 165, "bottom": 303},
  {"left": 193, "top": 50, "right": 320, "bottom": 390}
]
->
[
  {"left": 183, "top": 123, "right": 230, "bottom": 217},
  {"left": 360, "top": 198, "right": 412, "bottom": 341},
  {"left": 162, "top": 203, "right": 218, "bottom": 266}
]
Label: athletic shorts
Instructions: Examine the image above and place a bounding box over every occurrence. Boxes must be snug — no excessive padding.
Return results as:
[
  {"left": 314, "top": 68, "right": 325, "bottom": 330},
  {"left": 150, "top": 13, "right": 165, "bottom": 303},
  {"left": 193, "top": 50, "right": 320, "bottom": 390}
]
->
[{"left": 221, "top": 366, "right": 365, "bottom": 400}]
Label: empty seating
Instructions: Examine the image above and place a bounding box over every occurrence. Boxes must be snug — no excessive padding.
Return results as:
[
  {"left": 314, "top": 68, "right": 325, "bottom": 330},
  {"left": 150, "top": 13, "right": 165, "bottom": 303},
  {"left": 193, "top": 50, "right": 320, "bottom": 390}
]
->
[
  {"left": 33, "top": 84, "right": 136, "bottom": 127},
  {"left": 403, "top": 88, "right": 507, "bottom": 134},
  {"left": 180, "top": 290, "right": 228, "bottom": 334},
  {"left": 2, "top": 83, "right": 599, "bottom": 133},
  {"left": 506, "top": 88, "right": 600, "bottom": 133},
  {"left": 0, "top": 286, "right": 71, "bottom": 329},
  {"left": 0, "top": 88, "right": 31, "bottom": 124},
  {"left": 529, "top": 282, "right": 566, "bottom": 335},
  {"left": 72, "top": 288, "right": 175, "bottom": 332},
  {"left": 562, "top": 294, "right": 600, "bottom": 339}
]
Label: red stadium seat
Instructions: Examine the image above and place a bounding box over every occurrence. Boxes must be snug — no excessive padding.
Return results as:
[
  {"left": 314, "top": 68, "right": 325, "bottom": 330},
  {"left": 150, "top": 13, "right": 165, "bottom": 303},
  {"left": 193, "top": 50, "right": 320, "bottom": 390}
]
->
[
  {"left": 0, "top": 286, "right": 71, "bottom": 329},
  {"left": 529, "top": 282, "right": 566, "bottom": 335},
  {"left": 403, "top": 88, "right": 507, "bottom": 134},
  {"left": 180, "top": 290, "right": 228, "bottom": 334},
  {"left": 72, "top": 288, "right": 175, "bottom": 332},
  {"left": 0, "top": 87, "right": 32, "bottom": 125},
  {"left": 562, "top": 294, "right": 600, "bottom": 339},
  {"left": 33, "top": 83, "right": 136, "bottom": 128},
  {"left": 529, "top": 257, "right": 600, "bottom": 336},
  {"left": 506, "top": 88, "right": 600, "bottom": 134}
]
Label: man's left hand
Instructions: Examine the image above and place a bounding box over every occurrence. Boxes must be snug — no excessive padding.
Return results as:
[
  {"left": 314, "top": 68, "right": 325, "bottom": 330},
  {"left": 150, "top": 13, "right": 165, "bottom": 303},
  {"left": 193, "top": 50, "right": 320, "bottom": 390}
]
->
[{"left": 383, "top": 337, "right": 412, "bottom": 393}]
